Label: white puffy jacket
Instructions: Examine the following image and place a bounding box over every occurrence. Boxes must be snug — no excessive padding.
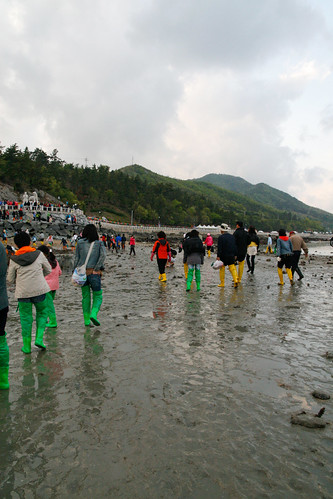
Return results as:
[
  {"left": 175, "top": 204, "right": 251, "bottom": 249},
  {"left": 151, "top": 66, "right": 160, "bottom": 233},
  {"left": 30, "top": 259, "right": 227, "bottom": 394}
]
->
[{"left": 7, "top": 250, "right": 51, "bottom": 299}]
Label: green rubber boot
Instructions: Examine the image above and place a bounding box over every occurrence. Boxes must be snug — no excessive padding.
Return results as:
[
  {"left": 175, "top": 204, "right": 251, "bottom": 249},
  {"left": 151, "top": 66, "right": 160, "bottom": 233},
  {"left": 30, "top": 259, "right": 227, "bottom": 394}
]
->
[
  {"left": 82, "top": 286, "right": 92, "bottom": 326},
  {"left": 90, "top": 290, "right": 103, "bottom": 326},
  {"left": 186, "top": 268, "right": 194, "bottom": 291},
  {"left": 18, "top": 302, "right": 33, "bottom": 354},
  {"left": 34, "top": 299, "right": 48, "bottom": 350},
  {"left": 46, "top": 291, "right": 57, "bottom": 327},
  {"left": 195, "top": 268, "right": 201, "bottom": 291},
  {"left": 0, "top": 334, "right": 9, "bottom": 389}
]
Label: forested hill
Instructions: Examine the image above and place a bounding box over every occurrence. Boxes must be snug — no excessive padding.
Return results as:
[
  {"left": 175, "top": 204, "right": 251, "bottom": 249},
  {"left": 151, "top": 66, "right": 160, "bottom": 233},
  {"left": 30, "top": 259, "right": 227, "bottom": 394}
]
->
[
  {"left": 194, "top": 173, "right": 333, "bottom": 228},
  {"left": 0, "top": 144, "right": 331, "bottom": 231}
]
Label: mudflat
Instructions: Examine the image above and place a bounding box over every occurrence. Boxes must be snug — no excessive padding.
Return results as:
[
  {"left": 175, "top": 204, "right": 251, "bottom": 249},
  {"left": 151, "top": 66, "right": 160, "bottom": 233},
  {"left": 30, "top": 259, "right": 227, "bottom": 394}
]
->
[{"left": 1, "top": 246, "right": 332, "bottom": 498}]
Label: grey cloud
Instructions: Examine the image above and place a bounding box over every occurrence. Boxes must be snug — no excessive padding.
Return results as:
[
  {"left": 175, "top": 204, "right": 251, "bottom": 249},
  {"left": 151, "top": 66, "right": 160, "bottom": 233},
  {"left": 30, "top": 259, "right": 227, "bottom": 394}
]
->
[{"left": 130, "top": 0, "right": 324, "bottom": 70}]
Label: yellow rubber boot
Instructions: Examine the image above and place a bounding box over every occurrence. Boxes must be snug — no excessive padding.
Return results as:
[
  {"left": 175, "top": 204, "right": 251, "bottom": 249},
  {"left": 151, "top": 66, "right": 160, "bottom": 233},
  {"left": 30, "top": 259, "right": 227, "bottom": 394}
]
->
[
  {"left": 207, "top": 250, "right": 211, "bottom": 258},
  {"left": 238, "top": 260, "right": 245, "bottom": 283},
  {"left": 184, "top": 263, "right": 188, "bottom": 279},
  {"left": 286, "top": 268, "right": 294, "bottom": 285},
  {"left": 158, "top": 274, "right": 162, "bottom": 280},
  {"left": 218, "top": 267, "right": 225, "bottom": 287},
  {"left": 229, "top": 264, "right": 238, "bottom": 287},
  {"left": 160, "top": 273, "right": 167, "bottom": 282},
  {"left": 278, "top": 267, "right": 284, "bottom": 285}
]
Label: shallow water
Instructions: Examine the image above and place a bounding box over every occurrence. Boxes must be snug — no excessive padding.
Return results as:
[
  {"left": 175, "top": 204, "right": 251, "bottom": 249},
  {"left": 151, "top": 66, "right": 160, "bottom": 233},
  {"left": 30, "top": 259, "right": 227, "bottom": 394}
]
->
[
  {"left": 308, "top": 242, "right": 333, "bottom": 257},
  {"left": 1, "top": 248, "right": 333, "bottom": 498}
]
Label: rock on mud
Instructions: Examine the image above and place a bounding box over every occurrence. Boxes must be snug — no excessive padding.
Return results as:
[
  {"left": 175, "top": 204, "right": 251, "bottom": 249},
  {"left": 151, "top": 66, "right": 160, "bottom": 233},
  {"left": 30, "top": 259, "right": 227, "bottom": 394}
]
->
[
  {"left": 291, "top": 408, "right": 327, "bottom": 429},
  {"left": 312, "top": 391, "right": 330, "bottom": 400}
]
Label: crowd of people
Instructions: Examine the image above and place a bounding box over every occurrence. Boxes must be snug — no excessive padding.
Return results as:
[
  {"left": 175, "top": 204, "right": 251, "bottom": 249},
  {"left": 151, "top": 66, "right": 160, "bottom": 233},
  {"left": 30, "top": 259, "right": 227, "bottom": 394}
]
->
[{"left": 0, "top": 222, "right": 309, "bottom": 390}]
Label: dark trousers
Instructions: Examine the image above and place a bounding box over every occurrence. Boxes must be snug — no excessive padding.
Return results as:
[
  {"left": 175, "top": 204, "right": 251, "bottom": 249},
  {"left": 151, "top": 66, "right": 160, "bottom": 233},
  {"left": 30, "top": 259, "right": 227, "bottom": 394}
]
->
[
  {"left": 291, "top": 251, "right": 304, "bottom": 279},
  {"left": 0, "top": 306, "right": 8, "bottom": 336},
  {"left": 157, "top": 258, "right": 167, "bottom": 274},
  {"left": 246, "top": 254, "right": 255, "bottom": 273},
  {"left": 130, "top": 245, "right": 136, "bottom": 255},
  {"left": 277, "top": 254, "right": 293, "bottom": 269}
]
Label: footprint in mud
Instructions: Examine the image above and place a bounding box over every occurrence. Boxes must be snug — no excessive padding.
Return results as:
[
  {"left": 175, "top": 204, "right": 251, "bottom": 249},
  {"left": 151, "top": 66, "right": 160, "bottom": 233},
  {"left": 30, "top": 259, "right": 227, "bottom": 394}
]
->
[
  {"left": 189, "top": 340, "right": 202, "bottom": 347},
  {"left": 235, "top": 325, "right": 248, "bottom": 332}
]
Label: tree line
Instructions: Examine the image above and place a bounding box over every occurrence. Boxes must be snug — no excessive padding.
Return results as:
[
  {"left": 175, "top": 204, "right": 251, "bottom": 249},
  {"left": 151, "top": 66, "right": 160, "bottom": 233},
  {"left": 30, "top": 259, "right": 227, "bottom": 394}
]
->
[{"left": 0, "top": 144, "right": 325, "bottom": 231}]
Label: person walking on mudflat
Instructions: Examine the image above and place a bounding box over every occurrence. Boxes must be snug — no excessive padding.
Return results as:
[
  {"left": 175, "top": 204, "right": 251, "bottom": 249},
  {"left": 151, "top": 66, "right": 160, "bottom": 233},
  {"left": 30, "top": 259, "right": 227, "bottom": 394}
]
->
[
  {"left": 203, "top": 233, "right": 213, "bottom": 258},
  {"left": 233, "top": 221, "right": 248, "bottom": 283},
  {"left": 74, "top": 224, "right": 106, "bottom": 326},
  {"left": 265, "top": 234, "right": 273, "bottom": 254},
  {"left": 289, "top": 231, "right": 308, "bottom": 281},
  {"left": 246, "top": 226, "right": 259, "bottom": 274},
  {"left": 276, "top": 229, "right": 294, "bottom": 286},
  {"left": 7, "top": 232, "right": 51, "bottom": 353},
  {"left": 183, "top": 230, "right": 205, "bottom": 291},
  {"left": 151, "top": 231, "right": 171, "bottom": 282},
  {"left": 38, "top": 245, "right": 62, "bottom": 328},
  {"left": 217, "top": 226, "right": 238, "bottom": 288},
  {"left": 129, "top": 235, "right": 136, "bottom": 256},
  {"left": 0, "top": 242, "right": 9, "bottom": 389}
]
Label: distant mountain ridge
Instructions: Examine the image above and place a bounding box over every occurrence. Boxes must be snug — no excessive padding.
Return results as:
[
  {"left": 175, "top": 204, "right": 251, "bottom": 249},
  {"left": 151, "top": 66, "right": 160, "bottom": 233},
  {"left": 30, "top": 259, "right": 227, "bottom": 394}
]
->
[
  {"left": 193, "top": 173, "right": 333, "bottom": 227},
  {"left": 117, "top": 165, "right": 333, "bottom": 230}
]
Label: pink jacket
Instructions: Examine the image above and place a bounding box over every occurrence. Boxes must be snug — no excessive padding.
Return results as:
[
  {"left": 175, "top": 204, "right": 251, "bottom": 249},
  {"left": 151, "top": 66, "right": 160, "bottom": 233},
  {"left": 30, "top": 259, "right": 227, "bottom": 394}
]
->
[
  {"left": 129, "top": 237, "right": 135, "bottom": 245},
  {"left": 45, "top": 261, "right": 62, "bottom": 291},
  {"left": 204, "top": 235, "right": 213, "bottom": 246}
]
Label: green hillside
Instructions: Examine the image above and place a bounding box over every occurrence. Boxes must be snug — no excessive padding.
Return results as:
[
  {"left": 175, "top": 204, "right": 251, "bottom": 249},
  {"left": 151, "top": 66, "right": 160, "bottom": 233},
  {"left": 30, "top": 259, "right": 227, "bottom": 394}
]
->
[
  {"left": 0, "top": 144, "right": 331, "bottom": 231},
  {"left": 195, "top": 173, "right": 333, "bottom": 229}
]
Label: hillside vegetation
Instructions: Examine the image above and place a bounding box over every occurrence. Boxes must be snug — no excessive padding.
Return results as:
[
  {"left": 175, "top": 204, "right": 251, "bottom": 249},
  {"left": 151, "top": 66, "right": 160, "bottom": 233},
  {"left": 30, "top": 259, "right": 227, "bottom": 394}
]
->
[
  {"left": 0, "top": 144, "right": 331, "bottom": 231},
  {"left": 195, "top": 173, "right": 333, "bottom": 228}
]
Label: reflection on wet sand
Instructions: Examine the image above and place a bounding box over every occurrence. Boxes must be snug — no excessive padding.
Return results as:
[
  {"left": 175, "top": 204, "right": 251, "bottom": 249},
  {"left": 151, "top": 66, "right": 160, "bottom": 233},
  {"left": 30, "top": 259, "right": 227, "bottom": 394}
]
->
[{"left": 1, "top": 246, "right": 332, "bottom": 497}]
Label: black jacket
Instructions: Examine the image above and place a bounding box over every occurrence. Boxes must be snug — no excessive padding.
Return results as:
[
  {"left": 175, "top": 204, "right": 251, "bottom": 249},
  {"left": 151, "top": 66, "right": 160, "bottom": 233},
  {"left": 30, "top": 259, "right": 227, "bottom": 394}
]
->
[
  {"left": 233, "top": 227, "right": 248, "bottom": 259},
  {"left": 247, "top": 233, "right": 260, "bottom": 248},
  {"left": 183, "top": 237, "right": 205, "bottom": 259},
  {"left": 217, "top": 233, "right": 237, "bottom": 261}
]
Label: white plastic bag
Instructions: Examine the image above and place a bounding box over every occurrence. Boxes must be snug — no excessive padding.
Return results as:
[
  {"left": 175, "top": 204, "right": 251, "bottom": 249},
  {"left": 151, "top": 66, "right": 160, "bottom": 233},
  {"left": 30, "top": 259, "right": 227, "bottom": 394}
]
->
[
  {"left": 72, "top": 266, "right": 87, "bottom": 286},
  {"left": 212, "top": 260, "right": 223, "bottom": 270},
  {"left": 72, "top": 241, "right": 95, "bottom": 286}
]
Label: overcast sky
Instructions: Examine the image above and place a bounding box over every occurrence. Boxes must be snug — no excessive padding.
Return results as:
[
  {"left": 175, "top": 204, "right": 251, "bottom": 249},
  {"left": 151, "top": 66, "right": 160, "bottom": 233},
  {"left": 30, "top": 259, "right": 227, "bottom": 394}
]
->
[{"left": 1, "top": 0, "right": 333, "bottom": 213}]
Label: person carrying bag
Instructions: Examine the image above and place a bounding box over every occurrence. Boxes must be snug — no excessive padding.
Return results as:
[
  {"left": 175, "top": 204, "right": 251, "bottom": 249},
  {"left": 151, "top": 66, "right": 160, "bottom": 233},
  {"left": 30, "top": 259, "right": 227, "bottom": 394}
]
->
[{"left": 73, "top": 224, "right": 106, "bottom": 326}]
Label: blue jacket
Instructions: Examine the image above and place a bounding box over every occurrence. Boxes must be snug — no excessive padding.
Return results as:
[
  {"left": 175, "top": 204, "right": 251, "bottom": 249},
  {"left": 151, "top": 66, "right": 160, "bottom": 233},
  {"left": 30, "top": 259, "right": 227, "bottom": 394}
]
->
[
  {"left": 74, "top": 239, "right": 106, "bottom": 270},
  {"left": 277, "top": 237, "right": 293, "bottom": 256},
  {"left": 0, "top": 243, "right": 8, "bottom": 310}
]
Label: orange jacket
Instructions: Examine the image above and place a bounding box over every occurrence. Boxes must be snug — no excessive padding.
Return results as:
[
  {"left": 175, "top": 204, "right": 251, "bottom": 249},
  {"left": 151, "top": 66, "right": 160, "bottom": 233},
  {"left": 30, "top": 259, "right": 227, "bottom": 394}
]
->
[{"left": 152, "top": 238, "right": 170, "bottom": 259}]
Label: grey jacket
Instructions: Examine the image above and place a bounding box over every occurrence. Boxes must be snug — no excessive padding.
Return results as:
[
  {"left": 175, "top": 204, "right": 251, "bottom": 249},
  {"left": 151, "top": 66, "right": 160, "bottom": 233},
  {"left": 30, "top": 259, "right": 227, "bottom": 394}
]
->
[
  {"left": 74, "top": 239, "right": 106, "bottom": 271},
  {"left": 0, "top": 243, "right": 8, "bottom": 310}
]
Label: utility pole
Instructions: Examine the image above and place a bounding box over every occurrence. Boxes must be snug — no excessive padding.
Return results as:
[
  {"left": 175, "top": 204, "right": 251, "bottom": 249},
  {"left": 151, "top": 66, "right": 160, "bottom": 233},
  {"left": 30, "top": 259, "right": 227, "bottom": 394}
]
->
[{"left": 130, "top": 210, "right": 134, "bottom": 226}]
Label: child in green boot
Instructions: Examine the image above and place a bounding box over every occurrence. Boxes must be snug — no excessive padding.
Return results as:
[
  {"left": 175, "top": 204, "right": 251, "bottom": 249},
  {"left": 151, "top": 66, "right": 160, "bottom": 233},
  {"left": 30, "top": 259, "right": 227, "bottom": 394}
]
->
[
  {"left": 7, "top": 232, "right": 51, "bottom": 353},
  {"left": 39, "top": 245, "right": 62, "bottom": 328}
]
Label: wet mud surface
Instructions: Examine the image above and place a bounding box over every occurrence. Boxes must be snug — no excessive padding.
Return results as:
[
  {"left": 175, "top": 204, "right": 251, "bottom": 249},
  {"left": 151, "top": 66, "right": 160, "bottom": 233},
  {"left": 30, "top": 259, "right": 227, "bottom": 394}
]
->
[{"left": 1, "top": 247, "right": 333, "bottom": 498}]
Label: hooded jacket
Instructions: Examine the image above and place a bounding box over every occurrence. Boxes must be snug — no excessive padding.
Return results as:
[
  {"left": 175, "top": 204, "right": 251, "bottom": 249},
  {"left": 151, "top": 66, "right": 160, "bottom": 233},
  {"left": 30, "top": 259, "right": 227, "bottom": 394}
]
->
[
  {"left": 277, "top": 236, "right": 293, "bottom": 257},
  {"left": 183, "top": 236, "right": 205, "bottom": 264},
  {"left": 7, "top": 248, "right": 51, "bottom": 299},
  {"left": 152, "top": 238, "right": 170, "bottom": 260}
]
